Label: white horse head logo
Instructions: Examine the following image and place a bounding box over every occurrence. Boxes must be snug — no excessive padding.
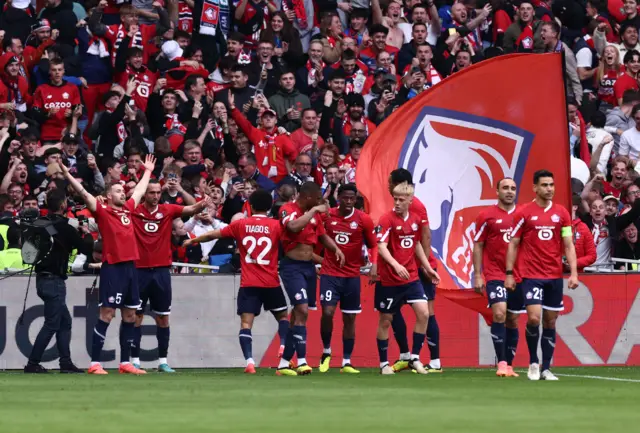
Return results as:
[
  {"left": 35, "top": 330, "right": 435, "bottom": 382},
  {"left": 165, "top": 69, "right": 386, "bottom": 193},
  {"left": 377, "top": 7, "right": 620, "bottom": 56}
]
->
[{"left": 399, "top": 107, "right": 533, "bottom": 287}]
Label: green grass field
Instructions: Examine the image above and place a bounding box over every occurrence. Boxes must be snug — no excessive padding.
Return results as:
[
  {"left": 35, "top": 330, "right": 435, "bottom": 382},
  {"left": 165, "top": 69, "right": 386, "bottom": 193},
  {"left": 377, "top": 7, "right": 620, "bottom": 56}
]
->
[{"left": 0, "top": 367, "right": 638, "bottom": 433}]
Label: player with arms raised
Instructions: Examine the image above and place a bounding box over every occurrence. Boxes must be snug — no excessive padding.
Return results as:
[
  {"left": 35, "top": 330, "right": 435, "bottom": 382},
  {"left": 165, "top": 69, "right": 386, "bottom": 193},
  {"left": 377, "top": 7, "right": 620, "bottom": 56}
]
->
[
  {"left": 505, "top": 170, "right": 579, "bottom": 381},
  {"left": 60, "top": 155, "right": 156, "bottom": 375},
  {"left": 386, "top": 169, "right": 442, "bottom": 373},
  {"left": 184, "top": 190, "right": 289, "bottom": 374},
  {"left": 129, "top": 180, "right": 213, "bottom": 372},
  {"left": 473, "top": 178, "right": 523, "bottom": 377},
  {"left": 318, "top": 184, "right": 377, "bottom": 374},
  {"left": 277, "top": 182, "right": 345, "bottom": 376},
  {"left": 375, "top": 183, "right": 439, "bottom": 375}
]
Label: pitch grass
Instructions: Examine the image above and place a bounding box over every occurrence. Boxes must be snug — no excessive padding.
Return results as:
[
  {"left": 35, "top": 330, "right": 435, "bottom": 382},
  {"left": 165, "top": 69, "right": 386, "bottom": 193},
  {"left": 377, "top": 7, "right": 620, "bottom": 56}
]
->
[{"left": 0, "top": 367, "right": 638, "bottom": 433}]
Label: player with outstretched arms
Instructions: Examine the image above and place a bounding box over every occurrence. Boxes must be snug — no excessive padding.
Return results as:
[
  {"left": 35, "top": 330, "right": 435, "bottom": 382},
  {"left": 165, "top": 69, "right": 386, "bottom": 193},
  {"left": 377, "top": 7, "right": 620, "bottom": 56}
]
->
[
  {"left": 375, "top": 183, "right": 439, "bottom": 375},
  {"left": 505, "top": 170, "right": 579, "bottom": 381},
  {"left": 318, "top": 184, "right": 378, "bottom": 374},
  {"left": 60, "top": 155, "right": 156, "bottom": 375},
  {"left": 386, "top": 169, "right": 442, "bottom": 373},
  {"left": 276, "top": 182, "right": 345, "bottom": 376},
  {"left": 129, "top": 180, "right": 214, "bottom": 372},
  {"left": 473, "top": 178, "right": 523, "bottom": 377},
  {"left": 183, "top": 190, "right": 289, "bottom": 374}
]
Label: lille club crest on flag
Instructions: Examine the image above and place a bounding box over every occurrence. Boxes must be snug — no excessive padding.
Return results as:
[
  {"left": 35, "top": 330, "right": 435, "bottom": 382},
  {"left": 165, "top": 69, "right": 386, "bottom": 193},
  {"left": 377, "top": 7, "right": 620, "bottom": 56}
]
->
[
  {"left": 357, "top": 53, "right": 571, "bottom": 293},
  {"left": 398, "top": 107, "right": 533, "bottom": 287}
]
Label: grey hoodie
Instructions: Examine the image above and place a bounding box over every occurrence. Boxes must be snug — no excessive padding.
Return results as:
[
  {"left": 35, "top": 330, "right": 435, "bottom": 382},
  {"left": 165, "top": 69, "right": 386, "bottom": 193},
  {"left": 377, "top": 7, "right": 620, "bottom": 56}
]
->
[
  {"left": 605, "top": 107, "right": 635, "bottom": 155},
  {"left": 268, "top": 88, "right": 311, "bottom": 132}
]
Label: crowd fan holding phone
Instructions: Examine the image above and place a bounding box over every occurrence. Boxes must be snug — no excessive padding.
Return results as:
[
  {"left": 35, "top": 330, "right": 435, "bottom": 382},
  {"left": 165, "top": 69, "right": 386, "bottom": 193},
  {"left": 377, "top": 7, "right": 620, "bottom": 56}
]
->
[{"left": 2, "top": 0, "right": 640, "bottom": 374}]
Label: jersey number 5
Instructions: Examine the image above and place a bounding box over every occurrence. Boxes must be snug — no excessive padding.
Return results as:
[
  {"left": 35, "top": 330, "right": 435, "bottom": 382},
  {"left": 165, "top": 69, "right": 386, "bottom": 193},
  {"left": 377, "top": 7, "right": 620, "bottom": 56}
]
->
[{"left": 243, "top": 236, "right": 272, "bottom": 265}]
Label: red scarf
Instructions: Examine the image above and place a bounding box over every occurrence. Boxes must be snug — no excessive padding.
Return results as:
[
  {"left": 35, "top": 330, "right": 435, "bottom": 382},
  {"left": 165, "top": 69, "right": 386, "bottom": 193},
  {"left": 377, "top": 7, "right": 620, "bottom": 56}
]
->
[{"left": 262, "top": 128, "right": 279, "bottom": 166}]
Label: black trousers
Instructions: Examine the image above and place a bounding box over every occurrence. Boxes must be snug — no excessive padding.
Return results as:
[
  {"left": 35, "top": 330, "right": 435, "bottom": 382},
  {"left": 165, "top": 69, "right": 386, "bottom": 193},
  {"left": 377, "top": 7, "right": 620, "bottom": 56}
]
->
[{"left": 28, "top": 275, "right": 72, "bottom": 365}]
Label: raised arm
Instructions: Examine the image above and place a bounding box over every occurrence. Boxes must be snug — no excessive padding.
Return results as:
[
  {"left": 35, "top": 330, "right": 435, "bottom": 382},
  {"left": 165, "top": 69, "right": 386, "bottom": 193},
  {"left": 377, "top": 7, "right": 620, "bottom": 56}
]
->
[
  {"left": 130, "top": 154, "right": 157, "bottom": 206},
  {"left": 182, "top": 196, "right": 213, "bottom": 217},
  {"left": 60, "top": 162, "right": 97, "bottom": 212}
]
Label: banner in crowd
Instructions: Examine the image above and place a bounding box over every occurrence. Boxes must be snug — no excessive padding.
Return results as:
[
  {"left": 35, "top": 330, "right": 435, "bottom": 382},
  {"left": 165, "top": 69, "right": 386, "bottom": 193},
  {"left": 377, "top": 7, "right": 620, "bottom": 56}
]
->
[
  {"left": 356, "top": 53, "right": 571, "bottom": 293},
  {"left": 1, "top": 274, "right": 639, "bottom": 369}
]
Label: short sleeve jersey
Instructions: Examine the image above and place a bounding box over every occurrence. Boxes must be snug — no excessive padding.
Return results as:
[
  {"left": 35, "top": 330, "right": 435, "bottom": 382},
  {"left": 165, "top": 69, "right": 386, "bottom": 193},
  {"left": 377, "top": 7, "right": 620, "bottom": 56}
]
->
[
  {"left": 93, "top": 198, "right": 139, "bottom": 264},
  {"left": 220, "top": 215, "right": 281, "bottom": 287},
  {"left": 510, "top": 201, "right": 572, "bottom": 279},
  {"left": 376, "top": 210, "right": 426, "bottom": 286},
  {"left": 280, "top": 201, "right": 326, "bottom": 253},
  {"left": 321, "top": 208, "right": 376, "bottom": 278},
  {"left": 132, "top": 203, "right": 184, "bottom": 268},
  {"left": 473, "top": 205, "right": 520, "bottom": 282}
]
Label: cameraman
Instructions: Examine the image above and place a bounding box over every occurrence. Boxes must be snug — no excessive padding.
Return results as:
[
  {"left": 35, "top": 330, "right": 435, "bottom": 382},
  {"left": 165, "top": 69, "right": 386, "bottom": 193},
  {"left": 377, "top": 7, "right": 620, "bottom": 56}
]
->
[{"left": 25, "top": 189, "right": 94, "bottom": 374}]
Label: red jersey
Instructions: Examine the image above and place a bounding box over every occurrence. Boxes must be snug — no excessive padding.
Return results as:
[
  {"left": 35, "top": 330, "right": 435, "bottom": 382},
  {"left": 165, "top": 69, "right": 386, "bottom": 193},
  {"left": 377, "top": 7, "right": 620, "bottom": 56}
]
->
[
  {"left": 321, "top": 208, "right": 376, "bottom": 277},
  {"left": 32, "top": 81, "right": 81, "bottom": 141},
  {"left": 473, "top": 205, "right": 518, "bottom": 282},
  {"left": 603, "top": 181, "right": 623, "bottom": 199},
  {"left": 613, "top": 73, "right": 638, "bottom": 104},
  {"left": 597, "top": 68, "right": 624, "bottom": 106},
  {"left": 290, "top": 129, "right": 325, "bottom": 154},
  {"left": 409, "top": 197, "right": 437, "bottom": 268},
  {"left": 132, "top": 203, "right": 184, "bottom": 268},
  {"left": 116, "top": 66, "right": 157, "bottom": 112},
  {"left": 280, "top": 201, "right": 326, "bottom": 253},
  {"left": 93, "top": 199, "right": 139, "bottom": 264},
  {"left": 376, "top": 210, "right": 426, "bottom": 286},
  {"left": 510, "top": 201, "right": 572, "bottom": 279},
  {"left": 220, "top": 215, "right": 281, "bottom": 287}
]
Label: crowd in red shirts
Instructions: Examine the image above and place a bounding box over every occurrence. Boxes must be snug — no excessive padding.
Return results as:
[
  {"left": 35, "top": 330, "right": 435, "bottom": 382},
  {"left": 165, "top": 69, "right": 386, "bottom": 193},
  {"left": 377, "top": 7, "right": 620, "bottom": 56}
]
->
[{"left": 2, "top": 0, "right": 640, "bottom": 270}]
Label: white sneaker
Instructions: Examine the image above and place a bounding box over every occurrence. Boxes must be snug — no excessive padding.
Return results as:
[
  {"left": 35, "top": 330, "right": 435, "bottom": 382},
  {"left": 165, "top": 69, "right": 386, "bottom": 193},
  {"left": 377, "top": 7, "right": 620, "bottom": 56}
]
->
[
  {"left": 380, "top": 365, "right": 395, "bottom": 375},
  {"left": 527, "top": 363, "right": 540, "bottom": 381},
  {"left": 410, "top": 359, "right": 428, "bottom": 375},
  {"left": 540, "top": 370, "right": 559, "bottom": 381}
]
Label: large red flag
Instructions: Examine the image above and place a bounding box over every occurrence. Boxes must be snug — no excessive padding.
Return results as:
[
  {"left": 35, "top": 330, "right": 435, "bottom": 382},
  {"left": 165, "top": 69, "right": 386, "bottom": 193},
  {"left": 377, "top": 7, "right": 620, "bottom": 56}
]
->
[{"left": 356, "top": 53, "right": 571, "bottom": 321}]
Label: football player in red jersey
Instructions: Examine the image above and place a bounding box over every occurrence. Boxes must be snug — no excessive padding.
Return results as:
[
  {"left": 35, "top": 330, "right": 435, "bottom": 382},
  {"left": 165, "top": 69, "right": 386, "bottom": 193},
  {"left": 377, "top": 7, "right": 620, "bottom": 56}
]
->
[
  {"left": 317, "top": 184, "right": 377, "bottom": 374},
  {"left": 473, "top": 178, "right": 522, "bottom": 378},
  {"left": 386, "top": 169, "right": 443, "bottom": 373},
  {"left": 60, "top": 155, "right": 157, "bottom": 375},
  {"left": 184, "top": 190, "right": 289, "bottom": 374},
  {"left": 505, "top": 170, "right": 579, "bottom": 381},
  {"left": 129, "top": 180, "right": 212, "bottom": 373},
  {"left": 276, "top": 182, "right": 345, "bottom": 376},
  {"left": 375, "top": 183, "right": 439, "bottom": 375}
]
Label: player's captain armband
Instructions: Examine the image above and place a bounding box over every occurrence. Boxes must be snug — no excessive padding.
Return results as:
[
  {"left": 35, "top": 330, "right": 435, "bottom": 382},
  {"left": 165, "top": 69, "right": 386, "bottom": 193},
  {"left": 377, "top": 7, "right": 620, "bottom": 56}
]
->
[{"left": 561, "top": 226, "right": 572, "bottom": 237}]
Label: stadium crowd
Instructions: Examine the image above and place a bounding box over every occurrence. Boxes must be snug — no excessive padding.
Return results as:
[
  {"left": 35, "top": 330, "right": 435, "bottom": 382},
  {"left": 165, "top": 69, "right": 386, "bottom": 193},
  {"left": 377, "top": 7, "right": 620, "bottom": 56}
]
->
[{"left": 0, "top": 0, "right": 640, "bottom": 272}]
